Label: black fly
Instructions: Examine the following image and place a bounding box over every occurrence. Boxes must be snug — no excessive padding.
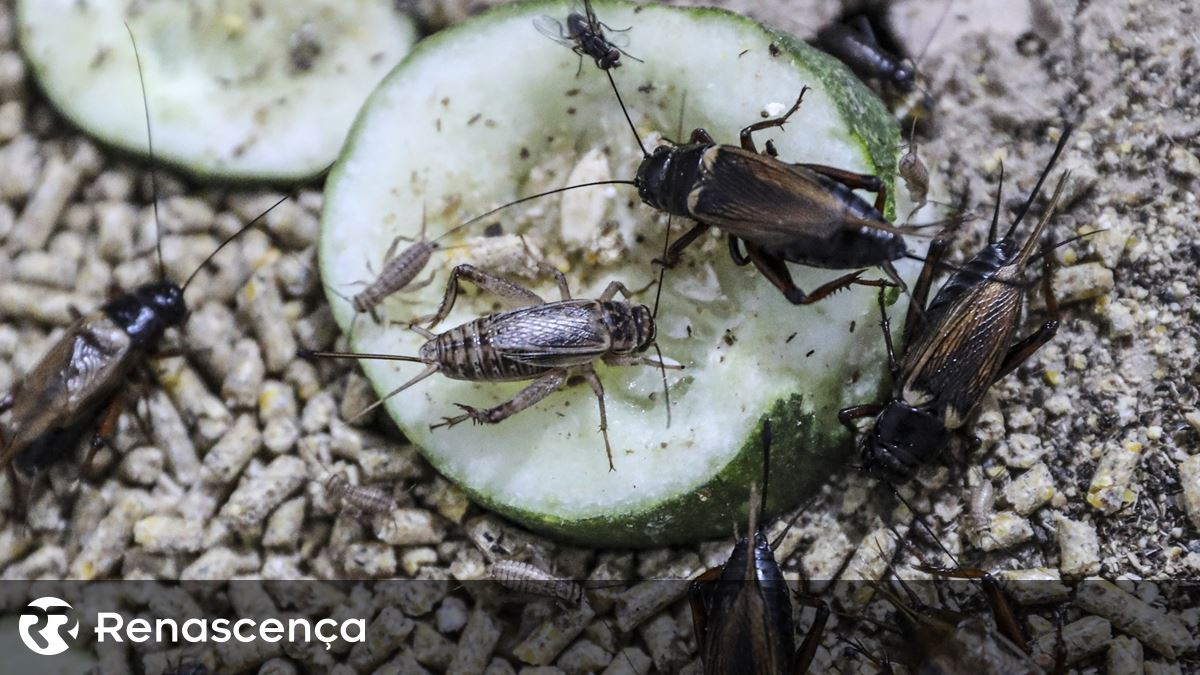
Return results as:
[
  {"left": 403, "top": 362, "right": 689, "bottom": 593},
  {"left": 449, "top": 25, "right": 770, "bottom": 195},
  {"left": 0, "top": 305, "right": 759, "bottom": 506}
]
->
[{"left": 534, "top": 0, "right": 643, "bottom": 73}]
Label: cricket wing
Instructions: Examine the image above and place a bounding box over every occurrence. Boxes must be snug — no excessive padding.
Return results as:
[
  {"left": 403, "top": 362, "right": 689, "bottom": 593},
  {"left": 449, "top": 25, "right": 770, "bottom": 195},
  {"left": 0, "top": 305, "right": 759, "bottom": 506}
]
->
[
  {"left": 3, "top": 317, "right": 134, "bottom": 455},
  {"left": 693, "top": 148, "right": 894, "bottom": 247},
  {"left": 900, "top": 281, "right": 1024, "bottom": 428},
  {"left": 484, "top": 301, "right": 611, "bottom": 368}
]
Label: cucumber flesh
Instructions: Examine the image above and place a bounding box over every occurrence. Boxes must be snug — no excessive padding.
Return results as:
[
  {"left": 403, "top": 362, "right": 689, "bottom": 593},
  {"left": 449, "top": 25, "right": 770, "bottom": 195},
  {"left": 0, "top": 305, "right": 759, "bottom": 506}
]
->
[
  {"left": 321, "top": 0, "right": 914, "bottom": 545},
  {"left": 18, "top": 0, "right": 417, "bottom": 181}
]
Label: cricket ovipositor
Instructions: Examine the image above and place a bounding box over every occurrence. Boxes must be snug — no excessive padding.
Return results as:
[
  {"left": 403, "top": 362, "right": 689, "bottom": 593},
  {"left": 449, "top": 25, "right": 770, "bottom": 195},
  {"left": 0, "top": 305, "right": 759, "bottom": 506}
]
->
[
  {"left": 840, "top": 126, "right": 1079, "bottom": 483},
  {"left": 688, "top": 421, "right": 829, "bottom": 674},
  {"left": 0, "top": 26, "right": 289, "bottom": 514},
  {"left": 304, "top": 262, "right": 680, "bottom": 471},
  {"left": 534, "top": 0, "right": 643, "bottom": 73}
]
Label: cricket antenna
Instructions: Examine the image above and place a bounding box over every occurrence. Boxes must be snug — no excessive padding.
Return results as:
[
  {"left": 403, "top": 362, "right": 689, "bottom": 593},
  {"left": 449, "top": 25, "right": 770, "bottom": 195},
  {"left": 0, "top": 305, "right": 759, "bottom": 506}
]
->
[
  {"left": 914, "top": 0, "right": 953, "bottom": 69},
  {"left": 606, "top": 69, "right": 648, "bottom": 157},
  {"left": 1006, "top": 123, "right": 1074, "bottom": 241},
  {"left": 430, "top": 179, "right": 637, "bottom": 245},
  {"left": 887, "top": 483, "right": 962, "bottom": 569},
  {"left": 125, "top": 23, "right": 164, "bottom": 281},
  {"left": 182, "top": 195, "right": 289, "bottom": 293},
  {"left": 651, "top": 214, "right": 672, "bottom": 429}
]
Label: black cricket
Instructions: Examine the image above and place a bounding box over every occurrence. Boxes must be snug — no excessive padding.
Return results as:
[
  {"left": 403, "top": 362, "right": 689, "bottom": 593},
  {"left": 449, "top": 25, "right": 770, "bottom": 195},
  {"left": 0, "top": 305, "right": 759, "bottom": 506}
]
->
[
  {"left": 840, "top": 126, "right": 1076, "bottom": 483},
  {"left": 688, "top": 421, "right": 829, "bottom": 674}
]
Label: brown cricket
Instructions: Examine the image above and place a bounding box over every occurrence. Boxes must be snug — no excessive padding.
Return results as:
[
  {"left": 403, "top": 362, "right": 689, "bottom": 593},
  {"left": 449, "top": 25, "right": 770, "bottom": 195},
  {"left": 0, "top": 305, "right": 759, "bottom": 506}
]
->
[
  {"left": 688, "top": 420, "right": 829, "bottom": 674},
  {"left": 0, "top": 27, "right": 287, "bottom": 517},
  {"left": 840, "top": 125, "right": 1078, "bottom": 483}
]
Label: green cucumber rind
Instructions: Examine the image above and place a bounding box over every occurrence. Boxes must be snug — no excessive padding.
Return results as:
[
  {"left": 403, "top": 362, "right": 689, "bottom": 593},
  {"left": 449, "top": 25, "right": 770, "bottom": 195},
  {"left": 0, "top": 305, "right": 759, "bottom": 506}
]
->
[
  {"left": 321, "top": 0, "right": 901, "bottom": 546},
  {"left": 468, "top": 394, "right": 846, "bottom": 547}
]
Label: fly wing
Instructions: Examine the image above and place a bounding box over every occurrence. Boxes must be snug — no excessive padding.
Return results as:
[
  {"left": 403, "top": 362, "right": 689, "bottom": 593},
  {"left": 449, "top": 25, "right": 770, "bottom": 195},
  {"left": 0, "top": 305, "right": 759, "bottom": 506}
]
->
[
  {"left": 692, "top": 148, "right": 894, "bottom": 246},
  {"left": 533, "top": 15, "right": 573, "bottom": 47},
  {"left": 2, "top": 317, "right": 133, "bottom": 456},
  {"left": 483, "top": 301, "right": 611, "bottom": 368},
  {"left": 901, "top": 280, "right": 1025, "bottom": 427}
]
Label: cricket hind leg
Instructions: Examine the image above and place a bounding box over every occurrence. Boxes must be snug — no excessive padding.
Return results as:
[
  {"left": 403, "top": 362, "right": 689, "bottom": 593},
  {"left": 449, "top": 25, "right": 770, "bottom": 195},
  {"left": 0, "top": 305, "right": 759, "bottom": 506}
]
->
[
  {"left": 739, "top": 87, "right": 809, "bottom": 153},
  {"left": 743, "top": 244, "right": 872, "bottom": 305},
  {"left": 790, "top": 592, "right": 831, "bottom": 675},
  {"left": 425, "top": 264, "right": 547, "bottom": 330},
  {"left": 795, "top": 163, "right": 889, "bottom": 213},
  {"left": 994, "top": 248, "right": 1060, "bottom": 380},
  {"left": 875, "top": 287, "right": 901, "bottom": 382},
  {"left": 432, "top": 369, "right": 568, "bottom": 430}
]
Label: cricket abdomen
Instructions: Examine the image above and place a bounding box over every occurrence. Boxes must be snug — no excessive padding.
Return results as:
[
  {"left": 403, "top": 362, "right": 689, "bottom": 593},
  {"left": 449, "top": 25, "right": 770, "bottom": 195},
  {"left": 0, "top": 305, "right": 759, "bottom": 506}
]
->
[
  {"left": 421, "top": 319, "right": 550, "bottom": 382},
  {"left": 767, "top": 222, "right": 906, "bottom": 269}
]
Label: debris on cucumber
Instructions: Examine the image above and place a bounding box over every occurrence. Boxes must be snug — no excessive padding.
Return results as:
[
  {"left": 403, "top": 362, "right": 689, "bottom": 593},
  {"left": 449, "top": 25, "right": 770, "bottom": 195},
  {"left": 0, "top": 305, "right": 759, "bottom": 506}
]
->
[
  {"left": 320, "top": 0, "right": 916, "bottom": 546},
  {"left": 18, "top": 0, "right": 417, "bottom": 181}
]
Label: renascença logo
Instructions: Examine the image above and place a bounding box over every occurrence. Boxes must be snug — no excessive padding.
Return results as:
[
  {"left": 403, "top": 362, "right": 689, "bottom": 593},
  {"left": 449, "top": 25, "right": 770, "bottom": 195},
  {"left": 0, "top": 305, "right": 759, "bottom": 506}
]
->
[{"left": 19, "top": 597, "right": 80, "bottom": 656}]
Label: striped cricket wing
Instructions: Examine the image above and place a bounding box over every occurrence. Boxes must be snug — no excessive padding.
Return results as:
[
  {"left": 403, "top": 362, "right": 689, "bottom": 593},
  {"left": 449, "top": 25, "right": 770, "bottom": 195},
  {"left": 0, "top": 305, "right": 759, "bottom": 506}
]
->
[
  {"left": 482, "top": 300, "right": 612, "bottom": 368},
  {"left": 900, "top": 280, "right": 1025, "bottom": 428},
  {"left": 692, "top": 147, "right": 895, "bottom": 248}
]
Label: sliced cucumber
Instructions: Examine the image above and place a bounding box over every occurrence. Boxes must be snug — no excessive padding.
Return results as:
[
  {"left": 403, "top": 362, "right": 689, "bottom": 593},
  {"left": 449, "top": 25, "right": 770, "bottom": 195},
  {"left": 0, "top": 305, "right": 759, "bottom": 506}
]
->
[
  {"left": 321, "top": 0, "right": 913, "bottom": 546},
  {"left": 18, "top": 0, "right": 417, "bottom": 181}
]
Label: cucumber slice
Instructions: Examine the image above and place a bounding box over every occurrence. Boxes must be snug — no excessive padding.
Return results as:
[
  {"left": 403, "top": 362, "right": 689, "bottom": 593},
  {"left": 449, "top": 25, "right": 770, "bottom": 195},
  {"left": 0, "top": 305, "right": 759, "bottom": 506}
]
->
[
  {"left": 17, "top": 0, "right": 417, "bottom": 181},
  {"left": 321, "top": 0, "right": 911, "bottom": 546}
]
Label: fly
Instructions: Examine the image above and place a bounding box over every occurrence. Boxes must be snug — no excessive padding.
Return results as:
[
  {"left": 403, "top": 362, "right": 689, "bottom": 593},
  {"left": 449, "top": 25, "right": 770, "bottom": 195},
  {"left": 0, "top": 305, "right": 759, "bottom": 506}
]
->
[
  {"left": 688, "top": 420, "right": 829, "bottom": 674},
  {"left": 839, "top": 126, "right": 1076, "bottom": 483},
  {"left": 534, "top": 0, "right": 642, "bottom": 73},
  {"left": 0, "top": 26, "right": 287, "bottom": 515},
  {"left": 303, "top": 262, "right": 679, "bottom": 471}
]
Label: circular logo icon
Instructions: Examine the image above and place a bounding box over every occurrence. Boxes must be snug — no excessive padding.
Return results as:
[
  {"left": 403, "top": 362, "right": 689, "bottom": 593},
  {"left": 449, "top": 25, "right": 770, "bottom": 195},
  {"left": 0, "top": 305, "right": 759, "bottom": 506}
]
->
[{"left": 18, "top": 596, "right": 79, "bottom": 656}]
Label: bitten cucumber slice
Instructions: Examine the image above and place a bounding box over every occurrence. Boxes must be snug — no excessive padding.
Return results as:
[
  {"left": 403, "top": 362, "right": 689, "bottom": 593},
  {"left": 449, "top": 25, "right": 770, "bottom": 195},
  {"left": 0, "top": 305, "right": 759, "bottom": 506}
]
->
[
  {"left": 17, "top": 0, "right": 417, "bottom": 181},
  {"left": 321, "top": 0, "right": 914, "bottom": 546}
]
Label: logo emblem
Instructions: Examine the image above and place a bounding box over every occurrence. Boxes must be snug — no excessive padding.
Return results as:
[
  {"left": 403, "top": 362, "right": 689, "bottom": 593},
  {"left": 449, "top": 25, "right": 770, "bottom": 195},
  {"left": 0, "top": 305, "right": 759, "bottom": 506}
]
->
[{"left": 18, "top": 596, "right": 79, "bottom": 656}]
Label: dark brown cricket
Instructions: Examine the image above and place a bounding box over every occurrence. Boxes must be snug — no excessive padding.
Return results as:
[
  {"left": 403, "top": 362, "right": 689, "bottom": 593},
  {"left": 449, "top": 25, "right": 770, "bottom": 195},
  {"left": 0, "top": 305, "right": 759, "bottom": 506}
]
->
[
  {"left": 840, "top": 126, "right": 1075, "bottom": 483},
  {"left": 688, "top": 421, "right": 829, "bottom": 674}
]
